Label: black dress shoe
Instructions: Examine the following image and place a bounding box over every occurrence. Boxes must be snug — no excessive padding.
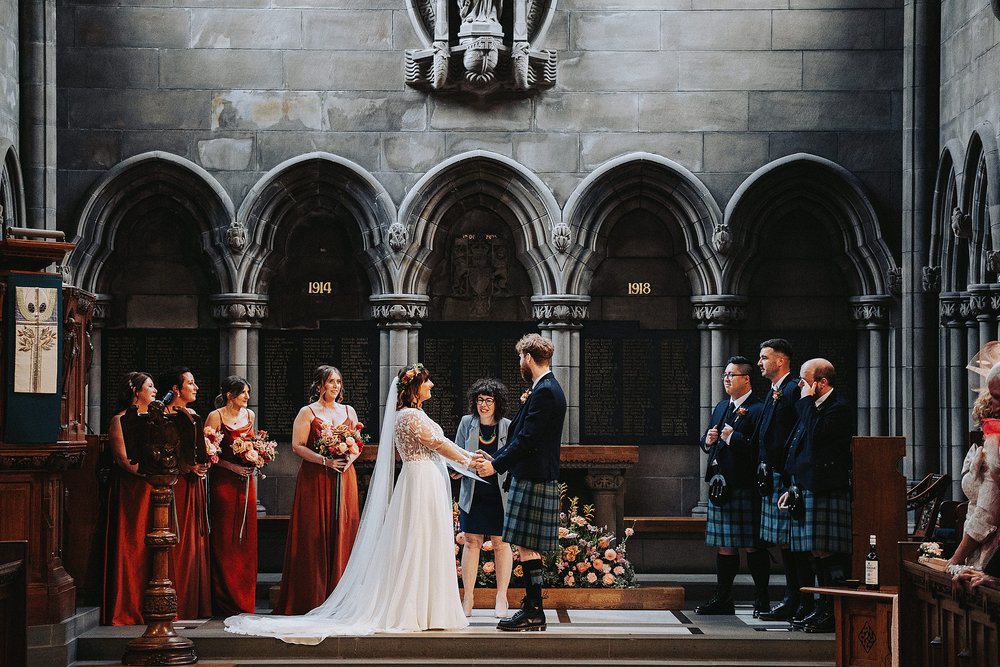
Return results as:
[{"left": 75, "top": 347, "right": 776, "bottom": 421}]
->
[
  {"left": 758, "top": 600, "right": 796, "bottom": 621},
  {"left": 801, "top": 608, "right": 835, "bottom": 633},
  {"left": 497, "top": 607, "right": 546, "bottom": 631},
  {"left": 752, "top": 597, "right": 771, "bottom": 619},
  {"left": 694, "top": 596, "right": 735, "bottom": 615},
  {"left": 790, "top": 602, "right": 815, "bottom": 629}
]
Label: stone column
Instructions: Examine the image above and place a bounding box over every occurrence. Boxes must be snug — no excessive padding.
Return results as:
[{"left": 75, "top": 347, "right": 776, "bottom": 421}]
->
[
  {"left": 850, "top": 296, "right": 893, "bottom": 436},
  {"left": 940, "top": 294, "right": 966, "bottom": 498},
  {"left": 86, "top": 295, "right": 113, "bottom": 431},
  {"left": 532, "top": 296, "right": 589, "bottom": 445},
  {"left": 210, "top": 293, "right": 268, "bottom": 513},
  {"left": 18, "top": 0, "right": 58, "bottom": 229},
  {"left": 371, "top": 294, "right": 430, "bottom": 413},
  {"left": 690, "top": 295, "right": 747, "bottom": 517}
]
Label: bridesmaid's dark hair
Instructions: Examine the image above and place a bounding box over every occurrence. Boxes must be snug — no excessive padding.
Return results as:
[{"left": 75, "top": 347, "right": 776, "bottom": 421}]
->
[
  {"left": 116, "top": 371, "right": 153, "bottom": 412},
  {"left": 466, "top": 377, "right": 508, "bottom": 419},
  {"left": 396, "top": 363, "right": 430, "bottom": 410},
  {"left": 157, "top": 366, "right": 191, "bottom": 403},
  {"left": 215, "top": 375, "right": 250, "bottom": 409},
  {"left": 308, "top": 365, "right": 344, "bottom": 403}
]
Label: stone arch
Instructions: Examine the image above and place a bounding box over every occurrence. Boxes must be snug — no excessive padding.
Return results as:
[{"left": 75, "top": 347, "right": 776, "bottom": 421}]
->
[
  {"left": 724, "top": 153, "right": 896, "bottom": 297},
  {"left": 960, "top": 124, "right": 1000, "bottom": 283},
  {"left": 561, "top": 152, "right": 723, "bottom": 297},
  {"left": 0, "top": 140, "right": 26, "bottom": 229},
  {"left": 932, "top": 139, "right": 966, "bottom": 291},
  {"left": 236, "top": 152, "right": 395, "bottom": 298},
  {"left": 69, "top": 151, "right": 236, "bottom": 294},
  {"left": 395, "top": 150, "right": 561, "bottom": 297}
]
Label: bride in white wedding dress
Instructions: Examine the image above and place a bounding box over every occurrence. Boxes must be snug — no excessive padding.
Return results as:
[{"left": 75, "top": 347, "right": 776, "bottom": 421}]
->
[{"left": 224, "top": 363, "right": 475, "bottom": 643}]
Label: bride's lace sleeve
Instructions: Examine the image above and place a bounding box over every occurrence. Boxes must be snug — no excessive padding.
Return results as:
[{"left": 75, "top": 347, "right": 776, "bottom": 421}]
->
[{"left": 396, "top": 410, "right": 472, "bottom": 465}]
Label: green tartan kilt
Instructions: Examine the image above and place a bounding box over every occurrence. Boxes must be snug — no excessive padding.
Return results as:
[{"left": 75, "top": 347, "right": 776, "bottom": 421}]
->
[{"left": 503, "top": 477, "right": 560, "bottom": 553}]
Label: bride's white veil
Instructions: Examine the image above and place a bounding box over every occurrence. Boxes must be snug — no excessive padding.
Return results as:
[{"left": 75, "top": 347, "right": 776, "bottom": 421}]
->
[{"left": 224, "top": 382, "right": 399, "bottom": 641}]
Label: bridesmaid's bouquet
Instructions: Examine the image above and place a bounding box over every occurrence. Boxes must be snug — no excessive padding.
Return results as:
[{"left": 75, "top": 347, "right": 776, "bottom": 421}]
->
[
  {"left": 314, "top": 421, "right": 368, "bottom": 465},
  {"left": 230, "top": 430, "right": 278, "bottom": 478},
  {"left": 202, "top": 426, "right": 222, "bottom": 464}
]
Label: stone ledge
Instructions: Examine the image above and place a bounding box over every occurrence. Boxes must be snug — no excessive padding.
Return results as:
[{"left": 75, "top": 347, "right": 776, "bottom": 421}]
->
[{"left": 463, "top": 585, "right": 684, "bottom": 610}]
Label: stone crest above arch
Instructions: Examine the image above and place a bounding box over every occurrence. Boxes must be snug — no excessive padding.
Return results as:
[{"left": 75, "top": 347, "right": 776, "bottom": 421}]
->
[
  {"left": 0, "top": 139, "right": 26, "bottom": 229},
  {"left": 724, "top": 153, "right": 896, "bottom": 297},
  {"left": 561, "top": 152, "right": 724, "bottom": 297},
  {"left": 235, "top": 152, "right": 396, "bottom": 298},
  {"left": 395, "top": 150, "right": 562, "bottom": 296},
  {"left": 68, "top": 151, "right": 236, "bottom": 294}
]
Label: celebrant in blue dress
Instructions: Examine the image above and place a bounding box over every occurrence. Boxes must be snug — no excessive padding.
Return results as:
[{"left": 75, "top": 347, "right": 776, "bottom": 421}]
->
[{"left": 454, "top": 377, "right": 512, "bottom": 618}]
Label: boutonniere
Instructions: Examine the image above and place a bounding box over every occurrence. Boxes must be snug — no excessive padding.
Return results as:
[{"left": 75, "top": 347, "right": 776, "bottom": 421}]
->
[
  {"left": 520, "top": 389, "right": 532, "bottom": 404},
  {"left": 772, "top": 388, "right": 782, "bottom": 402},
  {"left": 735, "top": 406, "right": 748, "bottom": 418}
]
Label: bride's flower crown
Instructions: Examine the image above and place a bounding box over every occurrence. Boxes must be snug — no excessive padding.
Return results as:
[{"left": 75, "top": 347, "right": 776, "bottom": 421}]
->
[{"left": 396, "top": 363, "right": 426, "bottom": 394}]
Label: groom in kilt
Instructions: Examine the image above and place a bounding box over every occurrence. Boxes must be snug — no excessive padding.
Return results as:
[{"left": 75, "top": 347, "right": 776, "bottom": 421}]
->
[{"left": 475, "top": 333, "right": 566, "bottom": 631}]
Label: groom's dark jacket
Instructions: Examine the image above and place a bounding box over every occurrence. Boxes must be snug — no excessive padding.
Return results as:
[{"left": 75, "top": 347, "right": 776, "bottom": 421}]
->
[{"left": 491, "top": 372, "right": 566, "bottom": 482}]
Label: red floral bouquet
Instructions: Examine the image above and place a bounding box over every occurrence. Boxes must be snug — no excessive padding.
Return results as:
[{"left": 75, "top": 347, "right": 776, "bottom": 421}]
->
[
  {"left": 202, "top": 425, "right": 222, "bottom": 464},
  {"left": 314, "top": 421, "right": 368, "bottom": 462},
  {"left": 230, "top": 430, "right": 278, "bottom": 478}
]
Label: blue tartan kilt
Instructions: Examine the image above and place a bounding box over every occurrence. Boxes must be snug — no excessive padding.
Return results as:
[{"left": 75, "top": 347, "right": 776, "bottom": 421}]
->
[
  {"left": 759, "top": 471, "right": 790, "bottom": 546},
  {"left": 706, "top": 487, "right": 761, "bottom": 548},
  {"left": 789, "top": 487, "right": 853, "bottom": 554},
  {"left": 503, "top": 477, "right": 560, "bottom": 552}
]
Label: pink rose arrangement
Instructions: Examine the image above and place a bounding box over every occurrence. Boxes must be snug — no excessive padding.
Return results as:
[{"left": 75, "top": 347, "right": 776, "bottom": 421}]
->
[
  {"left": 453, "top": 484, "right": 637, "bottom": 589},
  {"left": 314, "top": 421, "right": 368, "bottom": 462},
  {"left": 202, "top": 426, "right": 222, "bottom": 464},
  {"left": 230, "top": 430, "right": 278, "bottom": 478}
]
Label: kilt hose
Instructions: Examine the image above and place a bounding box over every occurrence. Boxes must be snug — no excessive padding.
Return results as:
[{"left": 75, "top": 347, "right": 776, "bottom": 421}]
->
[
  {"left": 788, "top": 487, "right": 853, "bottom": 554},
  {"left": 503, "top": 477, "right": 560, "bottom": 553},
  {"left": 706, "top": 487, "right": 761, "bottom": 548}
]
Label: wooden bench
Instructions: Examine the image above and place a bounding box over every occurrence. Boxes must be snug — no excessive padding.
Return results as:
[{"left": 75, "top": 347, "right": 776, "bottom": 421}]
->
[{"left": 625, "top": 516, "right": 707, "bottom": 535}]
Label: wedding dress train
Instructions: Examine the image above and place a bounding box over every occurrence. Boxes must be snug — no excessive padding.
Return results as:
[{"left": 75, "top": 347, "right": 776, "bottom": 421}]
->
[{"left": 224, "top": 389, "right": 468, "bottom": 643}]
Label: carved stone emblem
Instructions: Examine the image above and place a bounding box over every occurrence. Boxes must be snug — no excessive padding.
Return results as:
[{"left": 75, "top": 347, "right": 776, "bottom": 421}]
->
[
  {"left": 988, "top": 250, "right": 1000, "bottom": 274},
  {"left": 226, "top": 220, "right": 247, "bottom": 254},
  {"left": 951, "top": 207, "right": 970, "bottom": 239},
  {"left": 405, "top": 0, "right": 557, "bottom": 96},
  {"left": 922, "top": 265, "right": 940, "bottom": 293},
  {"left": 552, "top": 222, "right": 572, "bottom": 253},
  {"left": 712, "top": 224, "right": 732, "bottom": 255},
  {"left": 886, "top": 266, "right": 901, "bottom": 295},
  {"left": 388, "top": 222, "right": 408, "bottom": 253},
  {"left": 451, "top": 233, "right": 510, "bottom": 316}
]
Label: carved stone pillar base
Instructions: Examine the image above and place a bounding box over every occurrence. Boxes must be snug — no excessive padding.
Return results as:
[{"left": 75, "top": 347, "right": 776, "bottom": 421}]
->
[{"left": 585, "top": 469, "right": 625, "bottom": 538}]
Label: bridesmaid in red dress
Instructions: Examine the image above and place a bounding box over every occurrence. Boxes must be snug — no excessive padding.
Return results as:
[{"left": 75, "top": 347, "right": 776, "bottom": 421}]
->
[
  {"left": 102, "top": 371, "right": 157, "bottom": 625},
  {"left": 160, "top": 367, "right": 212, "bottom": 619},
  {"left": 204, "top": 376, "right": 258, "bottom": 615},
  {"left": 273, "top": 365, "right": 362, "bottom": 615}
]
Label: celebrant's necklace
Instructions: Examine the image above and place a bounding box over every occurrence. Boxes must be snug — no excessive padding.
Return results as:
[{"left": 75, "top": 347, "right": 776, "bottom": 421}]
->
[{"left": 479, "top": 423, "right": 497, "bottom": 446}]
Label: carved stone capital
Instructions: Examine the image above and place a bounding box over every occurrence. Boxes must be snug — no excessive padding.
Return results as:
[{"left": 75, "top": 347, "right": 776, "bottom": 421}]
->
[
  {"left": 371, "top": 300, "right": 428, "bottom": 328},
  {"left": 532, "top": 299, "right": 589, "bottom": 328},
  {"left": 922, "top": 265, "right": 941, "bottom": 293},
  {"left": 939, "top": 296, "right": 962, "bottom": 324},
  {"left": 851, "top": 303, "right": 888, "bottom": 325},
  {"left": 92, "top": 294, "right": 114, "bottom": 325},
  {"left": 691, "top": 297, "right": 746, "bottom": 327},
  {"left": 968, "top": 292, "right": 993, "bottom": 318},
  {"left": 210, "top": 294, "right": 269, "bottom": 326},
  {"left": 585, "top": 471, "right": 625, "bottom": 491}
]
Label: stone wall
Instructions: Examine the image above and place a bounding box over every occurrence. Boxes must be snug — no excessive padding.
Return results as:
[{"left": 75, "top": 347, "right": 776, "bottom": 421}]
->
[
  {"left": 939, "top": 0, "right": 1000, "bottom": 144},
  {"left": 0, "top": 0, "right": 17, "bottom": 147},
  {"left": 56, "top": 0, "right": 905, "bottom": 244}
]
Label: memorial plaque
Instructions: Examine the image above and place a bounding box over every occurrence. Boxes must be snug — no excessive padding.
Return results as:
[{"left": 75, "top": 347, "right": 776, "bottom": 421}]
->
[
  {"left": 101, "top": 329, "right": 219, "bottom": 431},
  {"left": 740, "top": 330, "right": 858, "bottom": 400},
  {"left": 258, "top": 322, "right": 379, "bottom": 441},
  {"left": 419, "top": 323, "right": 535, "bottom": 439},
  {"left": 581, "top": 324, "right": 699, "bottom": 444}
]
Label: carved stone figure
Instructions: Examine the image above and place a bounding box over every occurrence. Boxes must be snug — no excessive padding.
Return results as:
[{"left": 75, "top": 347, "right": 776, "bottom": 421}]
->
[
  {"left": 988, "top": 250, "right": 1000, "bottom": 274},
  {"left": 922, "top": 265, "right": 941, "bottom": 293},
  {"left": 226, "top": 220, "right": 247, "bottom": 254},
  {"left": 463, "top": 37, "right": 500, "bottom": 84},
  {"left": 451, "top": 234, "right": 509, "bottom": 316},
  {"left": 458, "top": 0, "right": 501, "bottom": 23},
  {"left": 388, "top": 222, "right": 409, "bottom": 253},
  {"left": 951, "top": 207, "right": 970, "bottom": 239},
  {"left": 713, "top": 224, "right": 732, "bottom": 255}
]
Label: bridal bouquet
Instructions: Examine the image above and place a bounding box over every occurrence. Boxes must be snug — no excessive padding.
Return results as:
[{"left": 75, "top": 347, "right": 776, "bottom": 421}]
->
[
  {"left": 202, "top": 425, "right": 222, "bottom": 464},
  {"left": 314, "top": 421, "right": 368, "bottom": 463},
  {"left": 230, "top": 430, "right": 278, "bottom": 477},
  {"left": 454, "top": 484, "right": 637, "bottom": 589}
]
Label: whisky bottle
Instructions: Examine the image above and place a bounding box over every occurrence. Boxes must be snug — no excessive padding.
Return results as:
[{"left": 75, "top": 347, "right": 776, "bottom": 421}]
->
[{"left": 864, "top": 534, "right": 879, "bottom": 590}]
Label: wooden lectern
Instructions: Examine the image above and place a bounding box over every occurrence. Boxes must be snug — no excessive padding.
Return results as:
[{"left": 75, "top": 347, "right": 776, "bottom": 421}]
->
[
  {"left": 0, "top": 231, "right": 92, "bottom": 625},
  {"left": 851, "top": 436, "right": 907, "bottom": 586}
]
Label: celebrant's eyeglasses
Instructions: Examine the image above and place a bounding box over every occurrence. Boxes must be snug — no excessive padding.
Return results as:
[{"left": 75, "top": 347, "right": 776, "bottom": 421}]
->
[
  {"left": 721, "top": 373, "right": 749, "bottom": 379},
  {"left": 476, "top": 397, "right": 495, "bottom": 405}
]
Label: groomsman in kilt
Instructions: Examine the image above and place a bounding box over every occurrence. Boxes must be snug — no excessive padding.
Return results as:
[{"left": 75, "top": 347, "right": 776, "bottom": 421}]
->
[
  {"left": 475, "top": 333, "right": 566, "bottom": 632},
  {"left": 753, "top": 339, "right": 810, "bottom": 622},
  {"left": 780, "top": 358, "right": 854, "bottom": 633},
  {"left": 695, "top": 356, "right": 765, "bottom": 615}
]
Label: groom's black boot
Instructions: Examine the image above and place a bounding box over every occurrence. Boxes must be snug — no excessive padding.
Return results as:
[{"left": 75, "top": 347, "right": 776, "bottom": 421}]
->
[{"left": 498, "top": 558, "right": 546, "bottom": 631}]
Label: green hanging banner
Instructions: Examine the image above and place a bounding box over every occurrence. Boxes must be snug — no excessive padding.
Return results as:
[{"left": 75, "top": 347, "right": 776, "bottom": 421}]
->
[{"left": 5, "top": 271, "right": 63, "bottom": 444}]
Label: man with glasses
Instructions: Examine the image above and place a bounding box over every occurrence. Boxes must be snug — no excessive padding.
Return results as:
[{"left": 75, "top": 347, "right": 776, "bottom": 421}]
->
[
  {"left": 695, "top": 356, "right": 765, "bottom": 615},
  {"left": 754, "top": 339, "right": 810, "bottom": 623},
  {"left": 779, "top": 358, "right": 854, "bottom": 633}
]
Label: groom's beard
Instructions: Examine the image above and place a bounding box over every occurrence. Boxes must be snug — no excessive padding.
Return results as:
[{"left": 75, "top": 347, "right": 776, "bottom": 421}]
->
[{"left": 520, "top": 360, "right": 531, "bottom": 383}]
